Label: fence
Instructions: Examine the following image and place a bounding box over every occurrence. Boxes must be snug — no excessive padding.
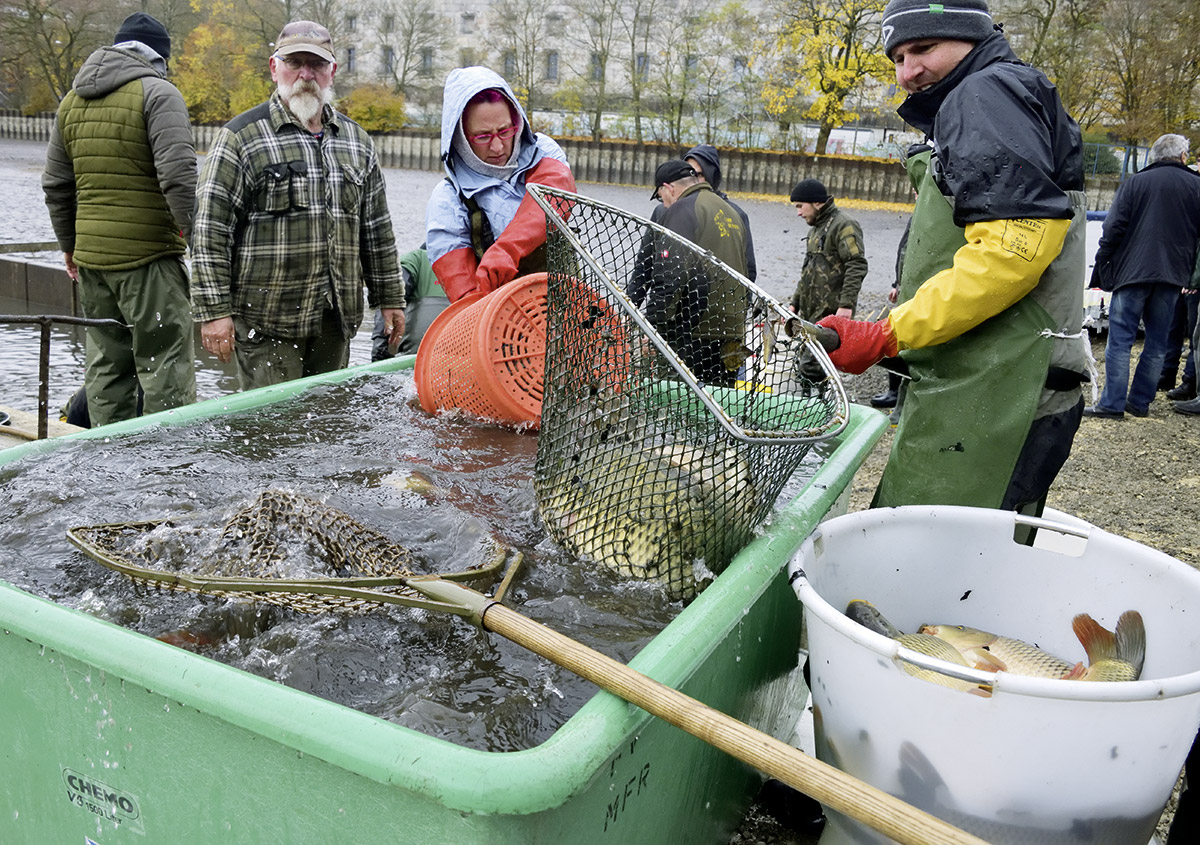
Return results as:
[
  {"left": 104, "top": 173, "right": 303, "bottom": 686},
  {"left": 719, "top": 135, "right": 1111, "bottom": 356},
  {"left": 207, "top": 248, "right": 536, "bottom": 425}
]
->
[{"left": 7, "top": 110, "right": 1122, "bottom": 210}]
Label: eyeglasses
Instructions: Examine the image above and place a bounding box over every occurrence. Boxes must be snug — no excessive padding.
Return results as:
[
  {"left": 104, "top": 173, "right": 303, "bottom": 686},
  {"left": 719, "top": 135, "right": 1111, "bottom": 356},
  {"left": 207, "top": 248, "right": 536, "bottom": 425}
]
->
[
  {"left": 468, "top": 125, "right": 519, "bottom": 146},
  {"left": 276, "top": 55, "right": 331, "bottom": 73}
]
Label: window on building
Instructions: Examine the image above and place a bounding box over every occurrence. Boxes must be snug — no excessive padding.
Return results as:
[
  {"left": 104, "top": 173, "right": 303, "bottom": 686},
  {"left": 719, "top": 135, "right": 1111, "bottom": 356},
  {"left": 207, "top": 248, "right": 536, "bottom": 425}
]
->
[
  {"left": 636, "top": 53, "right": 649, "bottom": 80},
  {"left": 384, "top": 46, "right": 395, "bottom": 75},
  {"left": 383, "top": 14, "right": 394, "bottom": 33},
  {"left": 590, "top": 53, "right": 603, "bottom": 82},
  {"left": 461, "top": 13, "right": 475, "bottom": 34},
  {"left": 733, "top": 56, "right": 749, "bottom": 75},
  {"left": 459, "top": 48, "right": 477, "bottom": 68},
  {"left": 685, "top": 54, "right": 698, "bottom": 73},
  {"left": 346, "top": 46, "right": 357, "bottom": 73},
  {"left": 545, "top": 50, "right": 559, "bottom": 81},
  {"left": 547, "top": 13, "right": 564, "bottom": 37},
  {"left": 421, "top": 47, "right": 435, "bottom": 76},
  {"left": 503, "top": 51, "right": 517, "bottom": 79},
  {"left": 347, "top": 14, "right": 357, "bottom": 32}
]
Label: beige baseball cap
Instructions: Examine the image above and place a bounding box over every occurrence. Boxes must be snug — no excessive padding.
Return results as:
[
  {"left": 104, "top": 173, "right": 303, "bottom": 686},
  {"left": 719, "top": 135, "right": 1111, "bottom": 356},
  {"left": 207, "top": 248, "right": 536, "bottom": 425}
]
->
[{"left": 274, "top": 20, "right": 335, "bottom": 63}]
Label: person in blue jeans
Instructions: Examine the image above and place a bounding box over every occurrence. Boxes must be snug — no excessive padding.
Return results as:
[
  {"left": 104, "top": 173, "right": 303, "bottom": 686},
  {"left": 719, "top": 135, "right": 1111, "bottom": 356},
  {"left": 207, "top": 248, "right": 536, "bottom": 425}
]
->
[
  {"left": 1091, "top": 284, "right": 1182, "bottom": 417},
  {"left": 1086, "top": 133, "right": 1200, "bottom": 419}
]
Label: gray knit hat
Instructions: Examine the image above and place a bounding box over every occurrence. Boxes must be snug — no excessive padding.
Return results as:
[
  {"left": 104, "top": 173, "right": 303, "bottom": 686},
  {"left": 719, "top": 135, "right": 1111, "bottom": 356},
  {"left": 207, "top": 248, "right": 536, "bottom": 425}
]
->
[{"left": 881, "top": 0, "right": 995, "bottom": 58}]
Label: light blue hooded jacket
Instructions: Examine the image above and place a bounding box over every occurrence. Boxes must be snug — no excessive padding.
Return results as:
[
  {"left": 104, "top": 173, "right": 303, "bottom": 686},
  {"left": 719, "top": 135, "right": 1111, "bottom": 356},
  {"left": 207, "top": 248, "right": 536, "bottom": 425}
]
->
[{"left": 424, "top": 67, "right": 569, "bottom": 269}]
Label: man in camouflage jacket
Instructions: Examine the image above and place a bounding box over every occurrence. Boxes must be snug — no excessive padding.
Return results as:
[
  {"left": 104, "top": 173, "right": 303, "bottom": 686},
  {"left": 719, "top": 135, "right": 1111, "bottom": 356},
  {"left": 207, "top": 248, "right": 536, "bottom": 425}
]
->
[{"left": 788, "top": 179, "right": 867, "bottom": 322}]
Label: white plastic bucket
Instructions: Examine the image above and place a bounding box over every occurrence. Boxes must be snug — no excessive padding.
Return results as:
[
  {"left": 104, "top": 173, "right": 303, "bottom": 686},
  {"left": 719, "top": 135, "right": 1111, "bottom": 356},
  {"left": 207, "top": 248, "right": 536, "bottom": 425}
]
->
[{"left": 789, "top": 506, "right": 1200, "bottom": 845}]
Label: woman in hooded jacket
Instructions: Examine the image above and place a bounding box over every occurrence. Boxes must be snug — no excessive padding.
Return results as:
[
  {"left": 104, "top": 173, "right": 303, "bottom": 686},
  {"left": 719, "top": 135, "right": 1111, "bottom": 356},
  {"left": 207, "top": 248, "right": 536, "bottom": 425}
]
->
[{"left": 425, "top": 67, "right": 576, "bottom": 302}]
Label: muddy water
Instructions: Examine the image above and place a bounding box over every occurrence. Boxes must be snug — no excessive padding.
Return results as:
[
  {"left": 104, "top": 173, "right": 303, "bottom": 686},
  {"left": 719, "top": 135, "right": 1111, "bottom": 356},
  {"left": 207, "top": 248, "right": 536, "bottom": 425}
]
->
[{"left": 0, "top": 369, "right": 829, "bottom": 751}]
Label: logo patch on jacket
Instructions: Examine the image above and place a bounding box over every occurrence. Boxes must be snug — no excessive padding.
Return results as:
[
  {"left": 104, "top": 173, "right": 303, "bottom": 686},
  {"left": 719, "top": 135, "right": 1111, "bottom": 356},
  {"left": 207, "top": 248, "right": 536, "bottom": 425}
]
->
[{"left": 1000, "top": 218, "right": 1047, "bottom": 262}]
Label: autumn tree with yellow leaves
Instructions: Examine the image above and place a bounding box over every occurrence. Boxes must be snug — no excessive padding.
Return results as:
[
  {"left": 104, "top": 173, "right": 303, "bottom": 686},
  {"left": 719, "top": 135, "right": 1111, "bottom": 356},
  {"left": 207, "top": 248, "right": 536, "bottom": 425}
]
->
[
  {"left": 759, "top": 0, "right": 894, "bottom": 155},
  {"left": 171, "top": 1, "right": 276, "bottom": 124}
]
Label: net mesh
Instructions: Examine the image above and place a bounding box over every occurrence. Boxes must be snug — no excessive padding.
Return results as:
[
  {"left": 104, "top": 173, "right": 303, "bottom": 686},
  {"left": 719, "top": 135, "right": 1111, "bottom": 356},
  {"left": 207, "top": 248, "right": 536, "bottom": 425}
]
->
[
  {"left": 528, "top": 186, "right": 848, "bottom": 600},
  {"left": 67, "top": 489, "right": 512, "bottom": 615}
]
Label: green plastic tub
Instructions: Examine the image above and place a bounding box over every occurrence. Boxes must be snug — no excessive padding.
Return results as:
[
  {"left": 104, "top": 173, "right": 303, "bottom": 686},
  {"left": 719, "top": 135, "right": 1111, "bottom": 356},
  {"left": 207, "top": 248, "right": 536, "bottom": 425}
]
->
[{"left": 0, "top": 358, "right": 885, "bottom": 844}]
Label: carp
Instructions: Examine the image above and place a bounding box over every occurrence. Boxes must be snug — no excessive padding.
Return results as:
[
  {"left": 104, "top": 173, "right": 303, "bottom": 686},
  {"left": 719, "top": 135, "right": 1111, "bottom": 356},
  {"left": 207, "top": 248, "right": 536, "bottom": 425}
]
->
[
  {"left": 918, "top": 623, "right": 1075, "bottom": 678},
  {"left": 845, "top": 600, "right": 988, "bottom": 695},
  {"left": 1063, "top": 610, "right": 1146, "bottom": 682}
]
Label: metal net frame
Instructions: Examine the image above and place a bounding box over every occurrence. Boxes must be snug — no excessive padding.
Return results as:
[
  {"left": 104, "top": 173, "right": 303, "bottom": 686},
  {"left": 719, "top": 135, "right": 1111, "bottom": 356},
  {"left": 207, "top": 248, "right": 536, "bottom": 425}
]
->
[
  {"left": 528, "top": 186, "right": 849, "bottom": 601},
  {"left": 67, "top": 489, "right": 518, "bottom": 616}
]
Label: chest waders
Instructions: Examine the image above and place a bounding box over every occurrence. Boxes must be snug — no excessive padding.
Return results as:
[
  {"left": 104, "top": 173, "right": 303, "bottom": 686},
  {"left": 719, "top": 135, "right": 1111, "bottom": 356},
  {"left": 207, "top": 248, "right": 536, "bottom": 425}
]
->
[
  {"left": 461, "top": 190, "right": 547, "bottom": 276},
  {"left": 873, "top": 150, "right": 1055, "bottom": 508}
]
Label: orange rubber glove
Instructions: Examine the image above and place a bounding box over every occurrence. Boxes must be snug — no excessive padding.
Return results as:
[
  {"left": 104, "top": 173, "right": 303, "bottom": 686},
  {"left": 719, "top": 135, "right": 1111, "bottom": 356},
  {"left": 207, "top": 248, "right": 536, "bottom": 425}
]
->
[
  {"left": 432, "top": 246, "right": 480, "bottom": 303},
  {"left": 816, "top": 315, "right": 899, "bottom": 375}
]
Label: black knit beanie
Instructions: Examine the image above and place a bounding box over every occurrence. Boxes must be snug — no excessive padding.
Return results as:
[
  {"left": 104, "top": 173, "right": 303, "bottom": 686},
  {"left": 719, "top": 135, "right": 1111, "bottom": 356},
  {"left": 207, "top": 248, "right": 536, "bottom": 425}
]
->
[
  {"left": 114, "top": 12, "right": 171, "bottom": 61},
  {"left": 790, "top": 179, "right": 830, "bottom": 204},
  {"left": 881, "top": 0, "right": 994, "bottom": 58}
]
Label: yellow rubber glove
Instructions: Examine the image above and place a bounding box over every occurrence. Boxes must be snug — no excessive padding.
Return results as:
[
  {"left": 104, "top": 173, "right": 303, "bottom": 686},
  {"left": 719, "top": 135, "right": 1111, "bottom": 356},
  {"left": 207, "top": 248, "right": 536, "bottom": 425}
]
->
[{"left": 888, "top": 217, "right": 1071, "bottom": 350}]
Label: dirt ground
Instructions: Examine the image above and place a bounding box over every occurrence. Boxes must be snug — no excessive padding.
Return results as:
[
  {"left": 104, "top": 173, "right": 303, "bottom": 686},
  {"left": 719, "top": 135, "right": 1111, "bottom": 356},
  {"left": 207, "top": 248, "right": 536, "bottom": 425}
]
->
[{"left": 729, "top": 331, "right": 1200, "bottom": 844}]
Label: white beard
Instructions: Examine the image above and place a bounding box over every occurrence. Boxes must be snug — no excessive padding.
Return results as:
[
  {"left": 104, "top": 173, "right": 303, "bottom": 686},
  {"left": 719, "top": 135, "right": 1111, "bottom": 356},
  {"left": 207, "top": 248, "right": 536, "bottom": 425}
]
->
[{"left": 279, "top": 78, "right": 335, "bottom": 125}]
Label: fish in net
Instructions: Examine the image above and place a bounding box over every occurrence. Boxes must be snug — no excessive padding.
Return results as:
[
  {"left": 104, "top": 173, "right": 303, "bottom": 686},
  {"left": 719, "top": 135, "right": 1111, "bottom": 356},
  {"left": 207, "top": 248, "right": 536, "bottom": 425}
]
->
[{"left": 527, "top": 186, "right": 848, "bottom": 600}]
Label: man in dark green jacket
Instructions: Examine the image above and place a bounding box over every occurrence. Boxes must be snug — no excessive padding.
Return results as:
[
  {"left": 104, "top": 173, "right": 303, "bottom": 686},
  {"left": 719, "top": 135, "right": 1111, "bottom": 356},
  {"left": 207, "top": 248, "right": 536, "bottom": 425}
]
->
[
  {"left": 42, "top": 12, "right": 196, "bottom": 426},
  {"left": 788, "top": 178, "right": 867, "bottom": 322},
  {"left": 628, "top": 159, "right": 748, "bottom": 386}
]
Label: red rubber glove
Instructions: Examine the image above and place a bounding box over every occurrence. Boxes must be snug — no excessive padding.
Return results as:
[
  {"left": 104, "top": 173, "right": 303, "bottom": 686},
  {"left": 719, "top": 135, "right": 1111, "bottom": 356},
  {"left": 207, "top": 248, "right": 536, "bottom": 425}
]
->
[
  {"left": 816, "top": 315, "right": 899, "bottom": 375},
  {"left": 432, "top": 247, "right": 480, "bottom": 302},
  {"left": 474, "top": 157, "right": 576, "bottom": 294}
]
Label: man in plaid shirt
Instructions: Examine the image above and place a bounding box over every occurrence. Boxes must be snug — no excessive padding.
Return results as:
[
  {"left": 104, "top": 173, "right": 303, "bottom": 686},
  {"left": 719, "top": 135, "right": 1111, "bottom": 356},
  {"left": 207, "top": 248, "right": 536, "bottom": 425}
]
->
[{"left": 191, "top": 20, "right": 404, "bottom": 389}]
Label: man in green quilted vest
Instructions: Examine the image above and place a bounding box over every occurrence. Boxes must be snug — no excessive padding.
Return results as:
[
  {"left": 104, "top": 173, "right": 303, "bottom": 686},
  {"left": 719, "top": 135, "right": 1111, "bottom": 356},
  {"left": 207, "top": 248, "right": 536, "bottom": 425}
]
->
[{"left": 42, "top": 12, "right": 196, "bottom": 426}]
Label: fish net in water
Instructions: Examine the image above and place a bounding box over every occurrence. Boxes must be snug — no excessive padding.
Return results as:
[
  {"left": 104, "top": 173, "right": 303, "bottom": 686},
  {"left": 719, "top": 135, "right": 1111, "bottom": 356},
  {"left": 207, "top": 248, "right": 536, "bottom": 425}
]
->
[
  {"left": 527, "top": 186, "right": 849, "bottom": 601},
  {"left": 67, "top": 489, "right": 517, "bottom": 615}
]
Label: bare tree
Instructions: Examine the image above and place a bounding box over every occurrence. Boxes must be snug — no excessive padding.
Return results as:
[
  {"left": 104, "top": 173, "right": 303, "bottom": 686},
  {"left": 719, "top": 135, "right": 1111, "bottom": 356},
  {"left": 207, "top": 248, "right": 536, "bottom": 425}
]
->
[
  {"left": 486, "top": 0, "right": 554, "bottom": 111},
  {"left": 618, "top": 0, "right": 663, "bottom": 142},
  {"left": 647, "top": 11, "right": 707, "bottom": 145},
  {"left": 0, "top": 0, "right": 116, "bottom": 105},
  {"left": 562, "top": 0, "right": 622, "bottom": 139},
  {"left": 370, "top": 0, "right": 451, "bottom": 97},
  {"left": 1097, "top": 0, "right": 1200, "bottom": 147}
]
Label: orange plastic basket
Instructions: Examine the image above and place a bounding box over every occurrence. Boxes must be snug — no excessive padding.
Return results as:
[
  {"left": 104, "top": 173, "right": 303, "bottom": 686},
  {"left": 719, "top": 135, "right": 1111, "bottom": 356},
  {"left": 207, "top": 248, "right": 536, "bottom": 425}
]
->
[{"left": 415, "top": 273, "right": 549, "bottom": 427}]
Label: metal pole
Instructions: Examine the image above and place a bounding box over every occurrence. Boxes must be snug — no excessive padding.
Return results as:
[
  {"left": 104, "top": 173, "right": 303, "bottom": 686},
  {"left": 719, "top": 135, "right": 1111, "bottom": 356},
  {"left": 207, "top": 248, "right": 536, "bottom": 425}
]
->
[
  {"left": 0, "top": 314, "right": 127, "bottom": 439},
  {"left": 37, "top": 319, "right": 50, "bottom": 440}
]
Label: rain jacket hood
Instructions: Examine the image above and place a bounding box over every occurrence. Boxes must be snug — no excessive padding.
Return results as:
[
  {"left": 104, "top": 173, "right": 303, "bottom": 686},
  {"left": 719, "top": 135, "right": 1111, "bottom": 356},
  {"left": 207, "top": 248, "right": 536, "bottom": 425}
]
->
[
  {"left": 71, "top": 45, "right": 166, "bottom": 99},
  {"left": 895, "top": 32, "right": 1018, "bottom": 135},
  {"left": 439, "top": 66, "right": 540, "bottom": 196},
  {"left": 897, "top": 31, "right": 1082, "bottom": 225},
  {"left": 685, "top": 144, "right": 723, "bottom": 192}
]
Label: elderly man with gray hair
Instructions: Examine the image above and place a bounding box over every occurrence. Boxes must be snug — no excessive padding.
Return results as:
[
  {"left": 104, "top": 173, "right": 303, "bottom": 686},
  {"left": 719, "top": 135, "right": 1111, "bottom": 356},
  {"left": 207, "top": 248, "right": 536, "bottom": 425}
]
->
[{"left": 1087, "top": 132, "right": 1200, "bottom": 418}]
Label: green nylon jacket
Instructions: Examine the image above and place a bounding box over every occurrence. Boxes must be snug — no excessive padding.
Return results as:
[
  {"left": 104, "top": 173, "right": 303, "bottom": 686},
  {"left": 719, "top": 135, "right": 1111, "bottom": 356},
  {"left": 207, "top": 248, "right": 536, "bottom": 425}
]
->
[{"left": 43, "top": 46, "right": 195, "bottom": 270}]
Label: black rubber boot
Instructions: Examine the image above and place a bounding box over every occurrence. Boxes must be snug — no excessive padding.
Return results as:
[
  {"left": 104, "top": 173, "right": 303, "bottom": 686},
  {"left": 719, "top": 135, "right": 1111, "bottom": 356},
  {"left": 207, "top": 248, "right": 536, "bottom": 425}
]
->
[{"left": 756, "top": 778, "right": 827, "bottom": 836}]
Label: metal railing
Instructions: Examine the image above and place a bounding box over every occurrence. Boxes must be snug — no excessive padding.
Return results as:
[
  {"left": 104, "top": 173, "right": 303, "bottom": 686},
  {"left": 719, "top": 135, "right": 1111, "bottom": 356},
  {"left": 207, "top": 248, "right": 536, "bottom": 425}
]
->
[{"left": 0, "top": 314, "right": 125, "bottom": 440}]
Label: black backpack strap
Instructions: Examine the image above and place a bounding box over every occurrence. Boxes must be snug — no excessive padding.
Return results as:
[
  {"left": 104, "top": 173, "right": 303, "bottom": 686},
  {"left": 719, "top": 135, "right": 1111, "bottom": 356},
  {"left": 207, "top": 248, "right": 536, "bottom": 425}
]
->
[{"left": 444, "top": 176, "right": 495, "bottom": 260}]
